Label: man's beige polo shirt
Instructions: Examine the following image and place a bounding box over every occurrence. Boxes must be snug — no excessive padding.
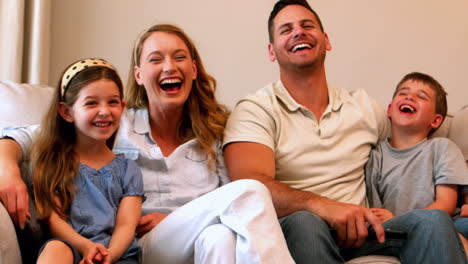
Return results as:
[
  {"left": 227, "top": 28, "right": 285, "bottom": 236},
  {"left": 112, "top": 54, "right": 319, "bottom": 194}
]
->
[{"left": 223, "top": 81, "right": 389, "bottom": 205}]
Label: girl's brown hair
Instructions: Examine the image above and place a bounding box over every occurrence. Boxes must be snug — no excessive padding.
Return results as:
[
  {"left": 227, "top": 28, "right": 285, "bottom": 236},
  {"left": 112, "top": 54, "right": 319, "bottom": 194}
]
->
[
  {"left": 126, "top": 24, "right": 229, "bottom": 169},
  {"left": 32, "top": 63, "right": 123, "bottom": 220}
]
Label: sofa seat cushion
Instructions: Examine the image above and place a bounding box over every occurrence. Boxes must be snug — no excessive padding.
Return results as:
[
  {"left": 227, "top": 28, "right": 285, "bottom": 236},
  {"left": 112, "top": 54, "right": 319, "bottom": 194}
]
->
[{"left": 346, "top": 255, "right": 400, "bottom": 264}]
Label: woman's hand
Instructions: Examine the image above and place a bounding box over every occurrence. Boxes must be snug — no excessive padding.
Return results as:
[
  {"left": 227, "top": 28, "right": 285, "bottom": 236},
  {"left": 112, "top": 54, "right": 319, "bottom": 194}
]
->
[
  {"left": 370, "top": 208, "right": 395, "bottom": 223},
  {"left": 136, "top": 212, "right": 168, "bottom": 237},
  {"left": 79, "top": 243, "right": 109, "bottom": 264}
]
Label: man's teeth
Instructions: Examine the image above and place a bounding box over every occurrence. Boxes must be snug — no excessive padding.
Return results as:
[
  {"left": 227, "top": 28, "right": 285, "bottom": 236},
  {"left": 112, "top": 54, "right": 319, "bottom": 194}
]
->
[
  {"left": 292, "top": 43, "right": 312, "bottom": 52},
  {"left": 400, "top": 105, "right": 415, "bottom": 113},
  {"left": 160, "top": 78, "right": 182, "bottom": 85}
]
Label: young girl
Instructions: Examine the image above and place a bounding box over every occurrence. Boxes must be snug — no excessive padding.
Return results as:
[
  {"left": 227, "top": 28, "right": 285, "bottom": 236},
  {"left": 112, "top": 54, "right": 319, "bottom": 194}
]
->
[{"left": 32, "top": 58, "right": 143, "bottom": 264}]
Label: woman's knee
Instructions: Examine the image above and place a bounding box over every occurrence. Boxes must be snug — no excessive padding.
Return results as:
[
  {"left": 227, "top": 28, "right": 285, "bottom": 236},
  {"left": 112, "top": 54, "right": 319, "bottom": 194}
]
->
[
  {"left": 234, "top": 179, "right": 270, "bottom": 195},
  {"left": 195, "top": 224, "right": 236, "bottom": 254}
]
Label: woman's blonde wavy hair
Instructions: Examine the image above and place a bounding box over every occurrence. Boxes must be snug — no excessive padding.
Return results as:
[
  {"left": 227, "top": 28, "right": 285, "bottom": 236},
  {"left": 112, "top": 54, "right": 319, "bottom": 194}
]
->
[{"left": 126, "top": 24, "right": 229, "bottom": 169}]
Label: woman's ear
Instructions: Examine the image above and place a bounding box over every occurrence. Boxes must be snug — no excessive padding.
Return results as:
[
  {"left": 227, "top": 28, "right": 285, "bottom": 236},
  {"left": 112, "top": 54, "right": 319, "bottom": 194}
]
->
[
  {"left": 134, "top": 65, "right": 144, "bottom": 85},
  {"left": 58, "top": 102, "right": 74, "bottom": 123}
]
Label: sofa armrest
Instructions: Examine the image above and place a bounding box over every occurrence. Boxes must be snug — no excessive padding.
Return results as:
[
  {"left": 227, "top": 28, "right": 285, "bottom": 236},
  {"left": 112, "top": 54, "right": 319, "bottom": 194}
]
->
[{"left": 0, "top": 202, "right": 21, "bottom": 264}]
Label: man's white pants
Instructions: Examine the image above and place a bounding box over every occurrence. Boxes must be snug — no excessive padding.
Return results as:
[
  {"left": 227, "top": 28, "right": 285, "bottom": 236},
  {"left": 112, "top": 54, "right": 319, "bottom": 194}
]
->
[{"left": 138, "top": 179, "right": 294, "bottom": 264}]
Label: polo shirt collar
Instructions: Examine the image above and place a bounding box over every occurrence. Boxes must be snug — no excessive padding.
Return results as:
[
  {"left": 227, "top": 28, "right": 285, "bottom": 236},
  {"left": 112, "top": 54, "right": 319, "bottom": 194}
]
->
[
  {"left": 133, "top": 108, "right": 151, "bottom": 135},
  {"left": 274, "top": 81, "right": 344, "bottom": 112}
]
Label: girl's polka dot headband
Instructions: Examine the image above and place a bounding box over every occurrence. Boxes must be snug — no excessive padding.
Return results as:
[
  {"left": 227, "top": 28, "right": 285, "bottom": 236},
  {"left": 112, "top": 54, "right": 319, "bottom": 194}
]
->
[{"left": 60, "top": 58, "right": 117, "bottom": 99}]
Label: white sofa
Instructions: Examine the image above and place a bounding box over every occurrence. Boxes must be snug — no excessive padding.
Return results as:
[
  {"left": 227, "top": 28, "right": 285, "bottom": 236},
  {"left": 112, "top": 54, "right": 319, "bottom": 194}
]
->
[{"left": 0, "top": 81, "right": 467, "bottom": 263}]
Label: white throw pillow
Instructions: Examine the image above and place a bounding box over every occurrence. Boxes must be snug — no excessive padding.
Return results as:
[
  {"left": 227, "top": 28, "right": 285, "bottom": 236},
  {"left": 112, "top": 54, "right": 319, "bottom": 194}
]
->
[{"left": 0, "top": 81, "right": 54, "bottom": 127}]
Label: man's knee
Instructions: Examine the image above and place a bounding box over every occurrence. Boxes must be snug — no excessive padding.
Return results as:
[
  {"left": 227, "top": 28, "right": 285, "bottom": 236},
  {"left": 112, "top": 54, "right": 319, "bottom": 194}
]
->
[{"left": 280, "top": 211, "right": 330, "bottom": 238}]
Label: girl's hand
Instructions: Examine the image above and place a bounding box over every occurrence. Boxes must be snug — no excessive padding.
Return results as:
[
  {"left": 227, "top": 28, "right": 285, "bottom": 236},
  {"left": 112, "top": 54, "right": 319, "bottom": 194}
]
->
[
  {"left": 370, "top": 208, "right": 395, "bottom": 223},
  {"left": 136, "top": 212, "right": 168, "bottom": 237},
  {"left": 460, "top": 204, "right": 468, "bottom": 217},
  {"left": 79, "top": 243, "right": 109, "bottom": 264}
]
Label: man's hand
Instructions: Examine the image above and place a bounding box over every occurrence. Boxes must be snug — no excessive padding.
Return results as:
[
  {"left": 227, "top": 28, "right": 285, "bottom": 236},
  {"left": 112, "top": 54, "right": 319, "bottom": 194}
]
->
[
  {"left": 370, "top": 208, "right": 395, "bottom": 223},
  {"left": 314, "top": 199, "right": 385, "bottom": 248},
  {"left": 0, "top": 162, "right": 30, "bottom": 229},
  {"left": 136, "top": 212, "right": 168, "bottom": 237}
]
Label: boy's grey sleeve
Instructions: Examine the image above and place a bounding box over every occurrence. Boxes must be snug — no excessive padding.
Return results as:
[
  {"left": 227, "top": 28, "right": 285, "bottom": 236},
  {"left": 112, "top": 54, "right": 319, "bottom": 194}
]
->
[
  {"left": 433, "top": 139, "right": 468, "bottom": 186},
  {"left": 0, "top": 125, "right": 40, "bottom": 161}
]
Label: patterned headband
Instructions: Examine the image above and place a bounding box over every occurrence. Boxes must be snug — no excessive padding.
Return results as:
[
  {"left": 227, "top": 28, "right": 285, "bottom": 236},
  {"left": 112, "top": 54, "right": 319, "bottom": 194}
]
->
[{"left": 60, "top": 58, "right": 117, "bottom": 99}]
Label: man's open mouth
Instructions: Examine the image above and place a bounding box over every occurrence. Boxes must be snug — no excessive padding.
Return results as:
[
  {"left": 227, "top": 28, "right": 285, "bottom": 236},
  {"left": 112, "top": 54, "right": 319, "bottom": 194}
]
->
[{"left": 291, "top": 43, "right": 313, "bottom": 53}]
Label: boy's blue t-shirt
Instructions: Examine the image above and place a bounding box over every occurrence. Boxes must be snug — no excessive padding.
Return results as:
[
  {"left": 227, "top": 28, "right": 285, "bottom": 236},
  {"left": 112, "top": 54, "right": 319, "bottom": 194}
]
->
[{"left": 366, "top": 137, "right": 468, "bottom": 216}]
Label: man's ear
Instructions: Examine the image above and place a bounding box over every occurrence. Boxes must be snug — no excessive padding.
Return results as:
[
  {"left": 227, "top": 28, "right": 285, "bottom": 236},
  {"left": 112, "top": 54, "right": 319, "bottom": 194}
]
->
[
  {"left": 430, "top": 114, "right": 444, "bottom": 129},
  {"left": 58, "top": 102, "right": 74, "bottom": 123},
  {"left": 268, "top": 43, "right": 276, "bottom": 62}
]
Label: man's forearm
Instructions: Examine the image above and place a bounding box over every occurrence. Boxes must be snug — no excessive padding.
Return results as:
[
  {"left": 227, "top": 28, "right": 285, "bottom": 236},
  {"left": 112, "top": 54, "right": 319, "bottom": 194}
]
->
[
  {"left": 0, "top": 139, "right": 22, "bottom": 165},
  {"left": 235, "top": 171, "right": 324, "bottom": 217}
]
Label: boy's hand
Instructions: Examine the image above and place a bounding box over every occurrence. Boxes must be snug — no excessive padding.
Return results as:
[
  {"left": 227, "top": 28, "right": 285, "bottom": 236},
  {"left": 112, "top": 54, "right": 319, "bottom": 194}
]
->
[
  {"left": 370, "top": 208, "right": 395, "bottom": 223},
  {"left": 460, "top": 204, "right": 468, "bottom": 217},
  {"left": 79, "top": 243, "right": 108, "bottom": 264}
]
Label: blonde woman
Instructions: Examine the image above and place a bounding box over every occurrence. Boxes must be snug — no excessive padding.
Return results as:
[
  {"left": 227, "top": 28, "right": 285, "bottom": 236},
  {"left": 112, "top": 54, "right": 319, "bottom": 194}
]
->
[{"left": 0, "top": 24, "right": 294, "bottom": 264}]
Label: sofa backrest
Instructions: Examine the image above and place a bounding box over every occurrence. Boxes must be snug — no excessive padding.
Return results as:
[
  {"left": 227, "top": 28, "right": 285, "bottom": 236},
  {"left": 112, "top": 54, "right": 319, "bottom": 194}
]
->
[
  {"left": 448, "top": 106, "right": 468, "bottom": 166},
  {"left": 0, "top": 81, "right": 54, "bottom": 127},
  {"left": 0, "top": 80, "right": 466, "bottom": 165}
]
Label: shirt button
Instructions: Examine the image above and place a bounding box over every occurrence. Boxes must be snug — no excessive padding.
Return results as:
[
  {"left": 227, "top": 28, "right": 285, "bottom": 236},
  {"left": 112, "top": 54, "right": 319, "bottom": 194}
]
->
[{"left": 150, "top": 147, "right": 162, "bottom": 158}]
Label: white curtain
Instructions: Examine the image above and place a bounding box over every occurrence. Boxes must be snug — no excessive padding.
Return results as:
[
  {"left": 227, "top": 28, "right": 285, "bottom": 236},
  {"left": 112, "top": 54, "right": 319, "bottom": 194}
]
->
[{"left": 0, "top": 0, "right": 51, "bottom": 84}]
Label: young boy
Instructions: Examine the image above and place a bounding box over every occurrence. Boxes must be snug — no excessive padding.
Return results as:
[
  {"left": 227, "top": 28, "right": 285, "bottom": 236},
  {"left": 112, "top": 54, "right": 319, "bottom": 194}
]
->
[{"left": 365, "top": 72, "right": 468, "bottom": 251}]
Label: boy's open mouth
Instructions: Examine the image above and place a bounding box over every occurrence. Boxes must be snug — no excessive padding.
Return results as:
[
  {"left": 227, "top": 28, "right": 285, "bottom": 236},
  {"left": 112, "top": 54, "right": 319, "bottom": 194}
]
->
[{"left": 399, "top": 105, "right": 416, "bottom": 113}]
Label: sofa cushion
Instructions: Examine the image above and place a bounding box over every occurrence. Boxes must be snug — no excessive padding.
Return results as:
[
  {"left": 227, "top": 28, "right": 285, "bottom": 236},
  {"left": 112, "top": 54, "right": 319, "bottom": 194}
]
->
[
  {"left": 346, "top": 255, "right": 400, "bottom": 264},
  {"left": 0, "top": 81, "right": 54, "bottom": 127},
  {"left": 448, "top": 106, "right": 468, "bottom": 165},
  {"left": 431, "top": 114, "right": 453, "bottom": 138}
]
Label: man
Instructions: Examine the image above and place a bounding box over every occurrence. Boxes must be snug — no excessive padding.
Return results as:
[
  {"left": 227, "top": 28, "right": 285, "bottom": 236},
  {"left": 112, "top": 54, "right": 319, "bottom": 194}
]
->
[{"left": 223, "top": 0, "right": 467, "bottom": 263}]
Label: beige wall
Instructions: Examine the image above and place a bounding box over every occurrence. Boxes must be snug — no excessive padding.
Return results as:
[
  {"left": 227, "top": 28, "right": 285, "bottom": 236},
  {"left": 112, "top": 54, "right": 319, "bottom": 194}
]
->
[{"left": 50, "top": 0, "right": 468, "bottom": 112}]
